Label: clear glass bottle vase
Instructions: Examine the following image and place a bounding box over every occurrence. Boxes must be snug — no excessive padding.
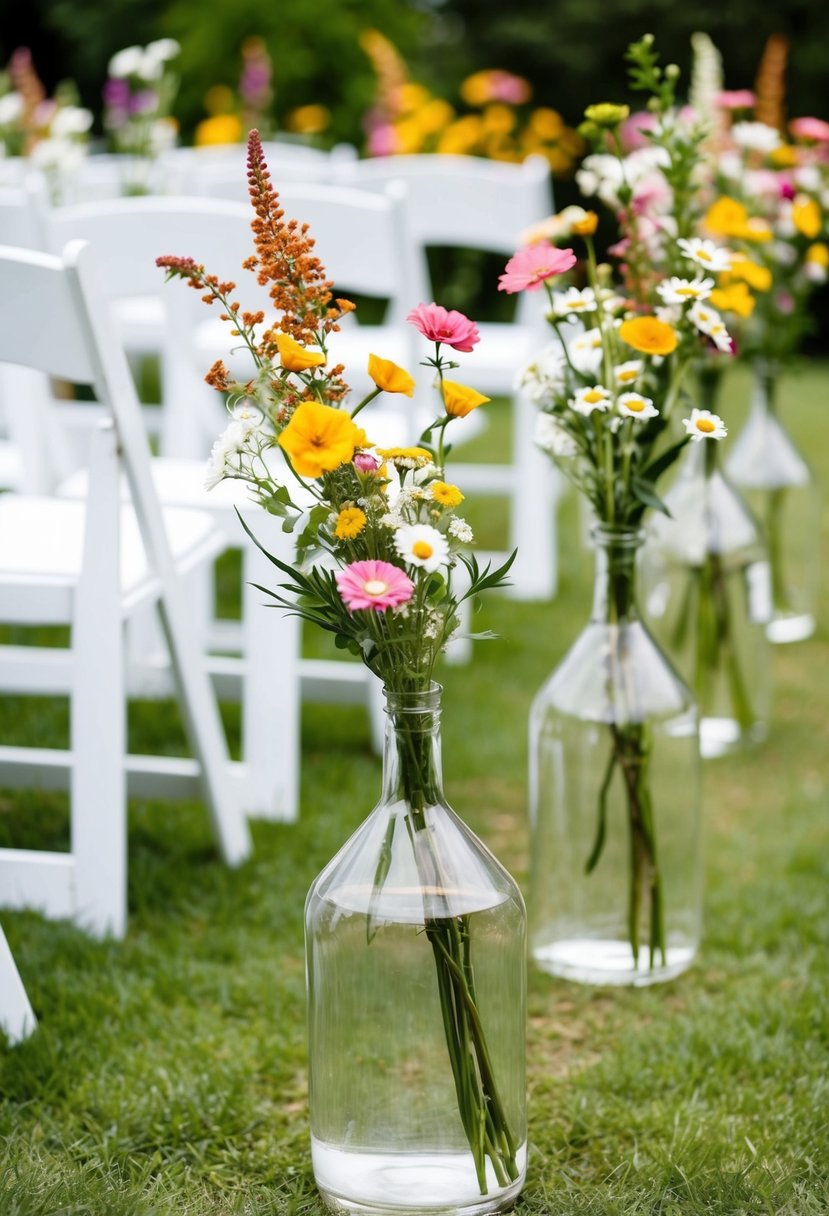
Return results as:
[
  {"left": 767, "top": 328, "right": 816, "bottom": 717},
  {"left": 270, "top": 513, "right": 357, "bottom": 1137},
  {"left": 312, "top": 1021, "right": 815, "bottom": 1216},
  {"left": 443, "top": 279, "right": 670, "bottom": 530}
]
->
[
  {"left": 306, "top": 685, "right": 527, "bottom": 1216},
  {"left": 646, "top": 438, "right": 772, "bottom": 757},
  {"left": 529, "top": 526, "right": 702, "bottom": 987},
  {"left": 725, "top": 360, "right": 820, "bottom": 643}
]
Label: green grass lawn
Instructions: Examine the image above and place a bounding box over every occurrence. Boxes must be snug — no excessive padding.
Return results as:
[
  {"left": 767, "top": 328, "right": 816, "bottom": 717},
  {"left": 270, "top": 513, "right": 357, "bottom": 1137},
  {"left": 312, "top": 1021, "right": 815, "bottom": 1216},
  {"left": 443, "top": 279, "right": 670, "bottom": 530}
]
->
[{"left": 1, "top": 362, "right": 828, "bottom": 1214}]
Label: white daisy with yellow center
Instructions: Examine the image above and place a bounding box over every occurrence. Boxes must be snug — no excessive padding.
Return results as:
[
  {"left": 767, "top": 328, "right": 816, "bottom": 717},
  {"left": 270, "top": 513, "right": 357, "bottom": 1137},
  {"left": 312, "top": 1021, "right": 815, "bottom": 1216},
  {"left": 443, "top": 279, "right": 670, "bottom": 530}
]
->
[
  {"left": 657, "top": 276, "right": 715, "bottom": 305},
  {"left": 617, "top": 392, "right": 659, "bottom": 421},
  {"left": 688, "top": 300, "right": 723, "bottom": 337},
  {"left": 683, "top": 408, "right": 728, "bottom": 442},
  {"left": 709, "top": 322, "right": 733, "bottom": 353},
  {"left": 570, "top": 384, "right": 612, "bottom": 416},
  {"left": 614, "top": 359, "right": 643, "bottom": 386},
  {"left": 394, "top": 523, "right": 450, "bottom": 573},
  {"left": 551, "top": 287, "right": 597, "bottom": 318},
  {"left": 677, "top": 238, "right": 733, "bottom": 273},
  {"left": 568, "top": 328, "right": 604, "bottom": 374}
]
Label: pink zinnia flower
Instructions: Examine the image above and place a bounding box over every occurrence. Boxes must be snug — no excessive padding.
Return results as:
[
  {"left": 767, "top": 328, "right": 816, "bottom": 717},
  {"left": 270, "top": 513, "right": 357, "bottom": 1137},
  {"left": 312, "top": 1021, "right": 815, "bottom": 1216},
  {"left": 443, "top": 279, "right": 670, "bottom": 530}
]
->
[
  {"left": 789, "top": 116, "right": 829, "bottom": 143},
  {"left": 335, "top": 560, "right": 414, "bottom": 613},
  {"left": 406, "top": 303, "right": 480, "bottom": 352},
  {"left": 498, "top": 242, "right": 577, "bottom": 294}
]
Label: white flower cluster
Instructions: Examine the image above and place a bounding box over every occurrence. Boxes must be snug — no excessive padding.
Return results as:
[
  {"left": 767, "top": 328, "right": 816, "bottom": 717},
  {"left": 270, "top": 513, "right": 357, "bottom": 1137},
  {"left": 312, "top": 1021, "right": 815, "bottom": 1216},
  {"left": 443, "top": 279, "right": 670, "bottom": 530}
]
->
[
  {"left": 204, "top": 404, "right": 264, "bottom": 490},
  {"left": 108, "top": 40, "right": 180, "bottom": 82}
]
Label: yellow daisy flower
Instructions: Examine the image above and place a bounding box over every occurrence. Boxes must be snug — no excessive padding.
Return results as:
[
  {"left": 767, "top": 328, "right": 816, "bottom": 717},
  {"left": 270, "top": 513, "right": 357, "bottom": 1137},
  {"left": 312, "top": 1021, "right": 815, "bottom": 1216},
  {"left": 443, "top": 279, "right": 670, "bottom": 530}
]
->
[{"left": 335, "top": 506, "right": 367, "bottom": 540}]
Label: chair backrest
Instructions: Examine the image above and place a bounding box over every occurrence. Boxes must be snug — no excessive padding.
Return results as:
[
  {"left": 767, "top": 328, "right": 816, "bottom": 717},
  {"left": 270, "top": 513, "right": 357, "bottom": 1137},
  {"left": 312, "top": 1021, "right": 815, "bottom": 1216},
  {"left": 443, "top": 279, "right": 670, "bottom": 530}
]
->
[
  {"left": 336, "top": 153, "right": 553, "bottom": 255},
  {"left": 0, "top": 240, "right": 193, "bottom": 591},
  {"left": 0, "top": 178, "right": 49, "bottom": 250}
]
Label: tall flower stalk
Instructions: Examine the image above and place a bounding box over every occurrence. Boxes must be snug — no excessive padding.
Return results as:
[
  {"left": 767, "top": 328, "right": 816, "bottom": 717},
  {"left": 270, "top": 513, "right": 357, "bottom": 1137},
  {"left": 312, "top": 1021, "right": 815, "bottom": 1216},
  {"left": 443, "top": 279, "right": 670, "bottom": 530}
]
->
[{"left": 159, "top": 130, "right": 518, "bottom": 1191}]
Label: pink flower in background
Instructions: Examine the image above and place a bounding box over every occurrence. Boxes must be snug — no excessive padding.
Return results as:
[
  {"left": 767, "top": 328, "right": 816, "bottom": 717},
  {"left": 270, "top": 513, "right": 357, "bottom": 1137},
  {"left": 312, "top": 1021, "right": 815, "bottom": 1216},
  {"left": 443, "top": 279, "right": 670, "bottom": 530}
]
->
[
  {"left": 619, "top": 109, "right": 658, "bottom": 152},
  {"left": 779, "top": 177, "right": 796, "bottom": 200},
  {"left": 486, "top": 70, "right": 532, "bottom": 105},
  {"left": 367, "top": 123, "right": 398, "bottom": 157},
  {"left": 776, "top": 291, "right": 795, "bottom": 315},
  {"left": 716, "top": 89, "right": 756, "bottom": 110},
  {"left": 789, "top": 116, "right": 829, "bottom": 143},
  {"left": 406, "top": 303, "right": 480, "bottom": 351},
  {"left": 498, "top": 242, "right": 577, "bottom": 293},
  {"left": 336, "top": 560, "right": 414, "bottom": 613}
]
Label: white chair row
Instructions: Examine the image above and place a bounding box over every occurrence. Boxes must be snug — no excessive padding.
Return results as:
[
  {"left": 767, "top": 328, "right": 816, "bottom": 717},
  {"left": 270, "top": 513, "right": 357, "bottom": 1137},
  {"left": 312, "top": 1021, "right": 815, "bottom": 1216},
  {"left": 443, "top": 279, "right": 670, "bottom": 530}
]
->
[{"left": 0, "top": 241, "right": 252, "bottom": 941}]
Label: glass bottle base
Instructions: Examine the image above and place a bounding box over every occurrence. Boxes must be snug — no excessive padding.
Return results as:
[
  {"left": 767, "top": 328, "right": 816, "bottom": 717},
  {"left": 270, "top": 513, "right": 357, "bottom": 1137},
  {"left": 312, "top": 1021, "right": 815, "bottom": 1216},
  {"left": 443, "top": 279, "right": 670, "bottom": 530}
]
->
[
  {"left": 700, "top": 716, "right": 767, "bottom": 759},
  {"left": 312, "top": 1138, "right": 527, "bottom": 1216},
  {"left": 532, "top": 939, "right": 696, "bottom": 987},
  {"left": 767, "top": 612, "right": 815, "bottom": 644}
]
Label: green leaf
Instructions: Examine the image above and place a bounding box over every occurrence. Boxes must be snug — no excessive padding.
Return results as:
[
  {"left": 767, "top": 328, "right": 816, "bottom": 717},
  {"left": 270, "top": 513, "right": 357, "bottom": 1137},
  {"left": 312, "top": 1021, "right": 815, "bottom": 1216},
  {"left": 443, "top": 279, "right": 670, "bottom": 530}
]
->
[{"left": 631, "top": 477, "right": 670, "bottom": 516}]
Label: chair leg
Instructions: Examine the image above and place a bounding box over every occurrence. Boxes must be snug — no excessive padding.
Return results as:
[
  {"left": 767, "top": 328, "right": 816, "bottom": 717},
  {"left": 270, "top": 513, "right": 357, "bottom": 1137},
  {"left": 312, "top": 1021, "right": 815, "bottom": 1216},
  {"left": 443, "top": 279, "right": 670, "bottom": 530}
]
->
[
  {"left": 71, "top": 422, "right": 127, "bottom": 938},
  {"left": 0, "top": 924, "right": 36, "bottom": 1045},
  {"left": 241, "top": 530, "right": 300, "bottom": 821}
]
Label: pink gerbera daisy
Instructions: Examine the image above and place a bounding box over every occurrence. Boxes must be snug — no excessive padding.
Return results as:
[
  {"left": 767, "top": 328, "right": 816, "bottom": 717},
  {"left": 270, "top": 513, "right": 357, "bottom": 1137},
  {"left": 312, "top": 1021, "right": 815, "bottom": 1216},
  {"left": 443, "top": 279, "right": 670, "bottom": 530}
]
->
[
  {"left": 498, "top": 242, "right": 577, "bottom": 293},
  {"left": 335, "top": 559, "right": 414, "bottom": 612},
  {"left": 406, "top": 303, "right": 480, "bottom": 352}
]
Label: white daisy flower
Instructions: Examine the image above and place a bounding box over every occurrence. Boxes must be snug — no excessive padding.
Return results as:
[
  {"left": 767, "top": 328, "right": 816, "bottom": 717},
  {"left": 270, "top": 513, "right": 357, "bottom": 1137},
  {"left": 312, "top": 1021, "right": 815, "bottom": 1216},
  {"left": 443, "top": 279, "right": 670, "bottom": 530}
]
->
[
  {"left": 708, "top": 322, "right": 734, "bottom": 353},
  {"left": 617, "top": 392, "right": 659, "bottom": 421},
  {"left": 683, "top": 408, "right": 728, "bottom": 442},
  {"left": 731, "top": 121, "right": 782, "bottom": 154},
  {"left": 568, "top": 327, "right": 604, "bottom": 375},
  {"left": 688, "top": 300, "right": 723, "bottom": 336},
  {"left": 534, "top": 413, "right": 579, "bottom": 457},
  {"left": 570, "top": 385, "right": 612, "bottom": 416},
  {"left": 657, "top": 276, "right": 715, "bottom": 305},
  {"left": 0, "top": 92, "right": 24, "bottom": 125},
  {"left": 394, "top": 523, "right": 450, "bottom": 573},
  {"left": 614, "top": 360, "right": 643, "bottom": 387},
  {"left": 108, "top": 46, "right": 146, "bottom": 77},
  {"left": 677, "top": 238, "right": 732, "bottom": 273},
  {"left": 518, "top": 343, "right": 568, "bottom": 404},
  {"left": 550, "top": 287, "right": 597, "bottom": 317},
  {"left": 205, "top": 419, "right": 253, "bottom": 489}
]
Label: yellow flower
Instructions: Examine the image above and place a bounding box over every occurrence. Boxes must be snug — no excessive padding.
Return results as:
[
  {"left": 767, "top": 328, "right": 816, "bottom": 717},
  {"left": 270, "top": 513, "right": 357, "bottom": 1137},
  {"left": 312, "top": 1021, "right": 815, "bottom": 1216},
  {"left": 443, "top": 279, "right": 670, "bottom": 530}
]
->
[
  {"left": 194, "top": 114, "right": 242, "bottom": 147},
  {"left": 769, "top": 144, "right": 798, "bottom": 167},
  {"left": 278, "top": 401, "right": 360, "bottom": 478},
  {"left": 417, "top": 98, "right": 455, "bottom": 136},
  {"left": 459, "top": 71, "right": 492, "bottom": 107},
  {"left": 436, "top": 115, "right": 483, "bottom": 155},
  {"left": 618, "top": 316, "right": 678, "bottom": 356},
  {"left": 285, "top": 105, "right": 331, "bottom": 135},
  {"left": 792, "top": 196, "right": 822, "bottom": 240},
  {"left": 396, "top": 82, "right": 431, "bottom": 113},
  {"left": 710, "top": 282, "right": 756, "bottom": 318},
  {"left": 584, "top": 103, "right": 630, "bottom": 127},
  {"left": 572, "top": 210, "right": 599, "bottom": 236},
  {"left": 806, "top": 242, "right": 829, "bottom": 268},
  {"left": 741, "top": 217, "right": 773, "bottom": 243},
  {"left": 368, "top": 354, "right": 416, "bottom": 397},
  {"left": 334, "top": 506, "right": 367, "bottom": 540},
  {"left": 529, "top": 107, "right": 564, "bottom": 139},
  {"left": 430, "top": 481, "right": 464, "bottom": 507},
  {"left": 482, "top": 104, "right": 516, "bottom": 135},
  {"left": 376, "top": 446, "right": 433, "bottom": 467},
  {"left": 704, "top": 197, "right": 750, "bottom": 238},
  {"left": 275, "top": 333, "right": 326, "bottom": 372},
  {"left": 729, "top": 257, "right": 772, "bottom": 292},
  {"left": 442, "top": 380, "right": 491, "bottom": 418}
]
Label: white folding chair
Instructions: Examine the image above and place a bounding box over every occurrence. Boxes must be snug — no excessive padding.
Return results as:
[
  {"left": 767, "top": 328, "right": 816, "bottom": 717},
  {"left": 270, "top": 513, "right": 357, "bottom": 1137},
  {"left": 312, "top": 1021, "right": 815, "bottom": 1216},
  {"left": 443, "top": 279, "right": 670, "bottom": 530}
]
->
[
  {"left": 336, "top": 153, "right": 562, "bottom": 600},
  {"left": 0, "top": 922, "right": 36, "bottom": 1045},
  {"left": 0, "top": 241, "right": 250, "bottom": 940}
]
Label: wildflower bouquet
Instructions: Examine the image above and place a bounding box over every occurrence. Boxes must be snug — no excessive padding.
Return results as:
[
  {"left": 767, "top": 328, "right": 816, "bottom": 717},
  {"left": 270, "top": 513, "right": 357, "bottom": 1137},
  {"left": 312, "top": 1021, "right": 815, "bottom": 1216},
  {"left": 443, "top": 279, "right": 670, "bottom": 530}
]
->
[
  {"left": 103, "top": 39, "right": 179, "bottom": 193},
  {"left": 572, "top": 36, "right": 778, "bottom": 747},
  {"left": 0, "top": 49, "right": 92, "bottom": 201},
  {"left": 159, "top": 130, "right": 519, "bottom": 1192}
]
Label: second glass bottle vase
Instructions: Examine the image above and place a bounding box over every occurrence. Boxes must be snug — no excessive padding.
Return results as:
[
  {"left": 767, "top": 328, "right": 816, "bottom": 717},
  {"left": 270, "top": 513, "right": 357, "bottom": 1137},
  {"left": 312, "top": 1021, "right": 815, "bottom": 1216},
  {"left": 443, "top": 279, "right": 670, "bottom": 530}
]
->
[
  {"left": 306, "top": 685, "right": 527, "bottom": 1216},
  {"left": 646, "top": 439, "right": 772, "bottom": 758},
  {"left": 726, "top": 361, "right": 820, "bottom": 643},
  {"left": 529, "top": 526, "right": 702, "bottom": 987}
]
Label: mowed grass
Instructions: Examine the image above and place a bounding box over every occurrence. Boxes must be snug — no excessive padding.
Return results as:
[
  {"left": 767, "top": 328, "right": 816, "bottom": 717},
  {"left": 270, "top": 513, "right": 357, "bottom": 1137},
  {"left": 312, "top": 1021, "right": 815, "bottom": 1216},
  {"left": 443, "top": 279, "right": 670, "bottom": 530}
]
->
[{"left": 1, "top": 361, "right": 828, "bottom": 1215}]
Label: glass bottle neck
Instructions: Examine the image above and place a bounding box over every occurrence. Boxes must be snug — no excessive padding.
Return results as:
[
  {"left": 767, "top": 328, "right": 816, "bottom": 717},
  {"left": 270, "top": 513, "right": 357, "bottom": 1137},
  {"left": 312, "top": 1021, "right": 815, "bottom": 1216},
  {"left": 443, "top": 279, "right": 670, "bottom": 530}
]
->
[
  {"left": 591, "top": 527, "right": 644, "bottom": 625},
  {"left": 382, "top": 686, "right": 445, "bottom": 815},
  {"left": 751, "top": 359, "right": 778, "bottom": 417}
]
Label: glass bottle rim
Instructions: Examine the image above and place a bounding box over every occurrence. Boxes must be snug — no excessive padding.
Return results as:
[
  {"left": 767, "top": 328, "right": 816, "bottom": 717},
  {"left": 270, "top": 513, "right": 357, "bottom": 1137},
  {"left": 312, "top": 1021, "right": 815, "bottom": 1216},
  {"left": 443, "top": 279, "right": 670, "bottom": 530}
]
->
[
  {"left": 383, "top": 682, "right": 443, "bottom": 715},
  {"left": 590, "top": 523, "right": 646, "bottom": 549}
]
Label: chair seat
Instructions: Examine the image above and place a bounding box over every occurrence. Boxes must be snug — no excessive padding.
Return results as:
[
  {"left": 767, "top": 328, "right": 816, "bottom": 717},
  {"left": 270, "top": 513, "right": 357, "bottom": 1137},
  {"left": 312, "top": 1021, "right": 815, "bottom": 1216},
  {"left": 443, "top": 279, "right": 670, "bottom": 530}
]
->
[
  {"left": 466, "top": 322, "right": 541, "bottom": 396},
  {"left": 113, "top": 297, "right": 166, "bottom": 354},
  {"left": 0, "top": 495, "right": 225, "bottom": 622}
]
